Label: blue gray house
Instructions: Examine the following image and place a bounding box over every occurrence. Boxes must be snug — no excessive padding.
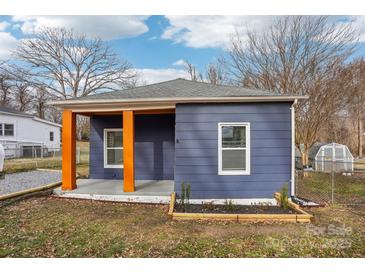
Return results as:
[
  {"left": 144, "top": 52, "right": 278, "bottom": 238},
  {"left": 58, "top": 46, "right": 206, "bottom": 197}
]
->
[{"left": 53, "top": 79, "right": 305, "bottom": 204}]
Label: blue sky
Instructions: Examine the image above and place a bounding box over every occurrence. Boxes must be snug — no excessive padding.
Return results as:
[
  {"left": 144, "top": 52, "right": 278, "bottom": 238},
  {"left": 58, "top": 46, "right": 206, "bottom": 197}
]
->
[{"left": 0, "top": 15, "right": 364, "bottom": 83}]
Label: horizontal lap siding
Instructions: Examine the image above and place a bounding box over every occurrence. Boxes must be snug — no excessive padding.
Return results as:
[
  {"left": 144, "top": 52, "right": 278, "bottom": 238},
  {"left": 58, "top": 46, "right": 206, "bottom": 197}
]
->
[
  {"left": 174, "top": 102, "right": 292, "bottom": 199},
  {"left": 89, "top": 114, "right": 175, "bottom": 180}
]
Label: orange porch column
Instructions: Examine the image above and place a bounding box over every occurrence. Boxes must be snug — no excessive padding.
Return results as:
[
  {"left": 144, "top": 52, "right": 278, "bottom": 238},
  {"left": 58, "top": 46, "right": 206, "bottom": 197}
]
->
[
  {"left": 123, "top": 111, "right": 135, "bottom": 192},
  {"left": 62, "top": 109, "right": 77, "bottom": 190}
]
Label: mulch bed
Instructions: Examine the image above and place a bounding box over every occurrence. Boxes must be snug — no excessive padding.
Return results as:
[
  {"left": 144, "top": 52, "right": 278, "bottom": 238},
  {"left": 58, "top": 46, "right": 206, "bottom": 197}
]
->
[{"left": 174, "top": 204, "right": 295, "bottom": 214}]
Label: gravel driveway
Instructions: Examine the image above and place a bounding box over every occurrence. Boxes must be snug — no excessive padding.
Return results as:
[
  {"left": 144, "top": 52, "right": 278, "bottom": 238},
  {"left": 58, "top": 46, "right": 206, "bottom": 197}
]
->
[{"left": 0, "top": 170, "right": 62, "bottom": 196}]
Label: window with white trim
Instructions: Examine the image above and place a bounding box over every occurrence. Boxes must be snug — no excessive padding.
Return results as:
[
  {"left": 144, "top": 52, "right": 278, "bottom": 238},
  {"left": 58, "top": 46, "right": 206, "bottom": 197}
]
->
[
  {"left": 4, "top": 124, "right": 14, "bottom": 136},
  {"left": 104, "top": 129, "right": 123, "bottom": 168},
  {"left": 218, "top": 122, "right": 250, "bottom": 175}
]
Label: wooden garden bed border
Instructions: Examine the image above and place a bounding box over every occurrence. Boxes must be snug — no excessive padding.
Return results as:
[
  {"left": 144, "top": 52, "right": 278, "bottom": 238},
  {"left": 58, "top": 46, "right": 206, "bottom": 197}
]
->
[
  {"left": 168, "top": 192, "right": 313, "bottom": 223},
  {"left": 0, "top": 181, "right": 62, "bottom": 201}
]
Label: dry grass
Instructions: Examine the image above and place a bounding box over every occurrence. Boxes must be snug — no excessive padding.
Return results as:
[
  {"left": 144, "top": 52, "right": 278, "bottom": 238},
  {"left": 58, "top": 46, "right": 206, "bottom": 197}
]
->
[
  {"left": 3, "top": 141, "right": 89, "bottom": 175},
  {"left": 296, "top": 172, "right": 365, "bottom": 204},
  {"left": 354, "top": 159, "right": 365, "bottom": 171},
  {"left": 0, "top": 196, "right": 364, "bottom": 258}
]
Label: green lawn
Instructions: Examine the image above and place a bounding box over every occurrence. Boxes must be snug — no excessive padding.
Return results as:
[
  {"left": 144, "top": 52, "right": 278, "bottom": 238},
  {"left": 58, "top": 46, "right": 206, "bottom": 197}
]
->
[{"left": 0, "top": 196, "right": 364, "bottom": 257}]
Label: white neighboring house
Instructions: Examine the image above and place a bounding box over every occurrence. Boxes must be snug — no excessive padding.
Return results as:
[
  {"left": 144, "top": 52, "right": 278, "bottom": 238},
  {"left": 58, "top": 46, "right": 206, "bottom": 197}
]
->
[{"left": 0, "top": 106, "right": 61, "bottom": 158}]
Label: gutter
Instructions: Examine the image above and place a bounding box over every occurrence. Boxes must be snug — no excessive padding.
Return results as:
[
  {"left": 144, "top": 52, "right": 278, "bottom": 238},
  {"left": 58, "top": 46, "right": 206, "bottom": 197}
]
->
[
  {"left": 0, "top": 111, "right": 61, "bottom": 127},
  {"left": 49, "top": 95, "right": 308, "bottom": 111},
  {"left": 0, "top": 111, "right": 34, "bottom": 118},
  {"left": 291, "top": 99, "right": 298, "bottom": 196},
  {"left": 49, "top": 95, "right": 308, "bottom": 106},
  {"left": 33, "top": 117, "right": 62, "bottom": 128}
]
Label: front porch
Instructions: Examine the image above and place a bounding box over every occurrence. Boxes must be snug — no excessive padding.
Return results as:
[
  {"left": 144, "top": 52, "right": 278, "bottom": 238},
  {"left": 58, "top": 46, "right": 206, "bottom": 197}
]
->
[
  {"left": 54, "top": 179, "right": 174, "bottom": 204},
  {"left": 60, "top": 108, "right": 175, "bottom": 200}
]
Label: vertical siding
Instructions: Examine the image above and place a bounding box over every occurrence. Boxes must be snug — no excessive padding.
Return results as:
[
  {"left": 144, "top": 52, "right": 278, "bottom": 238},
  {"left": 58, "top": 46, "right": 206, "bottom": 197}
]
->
[
  {"left": 89, "top": 114, "right": 175, "bottom": 180},
  {"left": 174, "top": 102, "right": 292, "bottom": 199}
]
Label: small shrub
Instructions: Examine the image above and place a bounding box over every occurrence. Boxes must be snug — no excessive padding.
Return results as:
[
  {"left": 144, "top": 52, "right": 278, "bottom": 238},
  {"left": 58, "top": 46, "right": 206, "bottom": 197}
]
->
[
  {"left": 180, "top": 182, "right": 186, "bottom": 206},
  {"left": 202, "top": 201, "right": 215, "bottom": 212},
  {"left": 278, "top": 183, "right": 289, "bottom": 210},
  {"left": 186, "top": 183, "right": 191, "bottom": 204},
  {"left": 224, "top": 200, "right": 237, "bottom": 211},
  {"left": 179, "top": 181, "right": 191, "bottom": 212}
]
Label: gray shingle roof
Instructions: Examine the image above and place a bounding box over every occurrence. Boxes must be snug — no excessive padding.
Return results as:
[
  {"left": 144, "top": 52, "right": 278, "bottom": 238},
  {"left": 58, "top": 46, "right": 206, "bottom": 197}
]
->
[
  {"left": 0, "top": 105, "right": 61, "bottom": 127},
  {"left": 68, "top": 78, "right": 281, "bottom": 102},
  {"left": 0, "top": 105, "right": 34, "bottom": 117}
]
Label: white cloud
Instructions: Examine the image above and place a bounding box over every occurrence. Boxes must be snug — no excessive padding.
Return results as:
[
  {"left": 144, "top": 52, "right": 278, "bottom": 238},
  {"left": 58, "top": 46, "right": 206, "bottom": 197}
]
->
[
  {"left": 162, "top": 16, "right": 276, "bottom": 49},
  {"left": 0, "top": 32, "right": 18, "bottom": 59},
  {"left": 162, "top": 15, "right": 365, "bottom": 49},
  {"left": 350, "top": 16, "right": 365, "bottom": 42},
  {"left": 0, "top": 21, "right": 10, "bottom": 31},
  {"left": 136, "top": 68, "right": 189, "bottom": 84},
  {"left": 172, "top": 59, "right": 187, "bottom": 67},
  {"left": 11, "top": 16, "right": 149, "bottom": 40}
]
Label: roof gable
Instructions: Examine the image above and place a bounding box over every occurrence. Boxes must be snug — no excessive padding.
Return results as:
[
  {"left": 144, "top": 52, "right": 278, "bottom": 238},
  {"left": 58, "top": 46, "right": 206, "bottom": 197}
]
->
[{"left": 50, "top": 78, "right": 307, "bottom": 111}]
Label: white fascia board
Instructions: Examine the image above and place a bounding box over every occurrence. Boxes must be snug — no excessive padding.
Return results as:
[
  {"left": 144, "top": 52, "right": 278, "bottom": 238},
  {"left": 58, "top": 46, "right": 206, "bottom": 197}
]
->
[
  {"left": 50, "top": 95, "right": 307, "bottom": 105},
  {"left": 50, "top": 95, "right": 308, "bottom": 111},
  {"left": 0, "top": 110, "right": 61, "bottom": 127},
  {"left": 0, "top": 110, "right": 33, "bottom": 118},
  {"left": 32, "top": 117, "right": 62, "bottom": 128}
]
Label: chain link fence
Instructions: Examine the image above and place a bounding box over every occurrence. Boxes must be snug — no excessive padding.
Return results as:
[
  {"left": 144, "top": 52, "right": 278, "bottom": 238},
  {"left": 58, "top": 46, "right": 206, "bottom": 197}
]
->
[
  {"left": 295, "top": 160, "right": 365, "bottom": 205},
  {"left": 3, "top": 145, "right": 89, "bottom": 174}
]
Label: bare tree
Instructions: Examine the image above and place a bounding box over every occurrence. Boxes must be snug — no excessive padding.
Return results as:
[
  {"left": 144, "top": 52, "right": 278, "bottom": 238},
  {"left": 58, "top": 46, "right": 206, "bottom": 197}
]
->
[
  {"left": 346, "top": 58, "right": 365, "bottom": 157},
  {"left": 76, "top": 116, "right": 90, "bottom": 140},
  {"left": 33, "top": 86, "right": 51, "bottom": 119},
  {"left": 0, "top": 61, "right": 14, "bottom": 107},
  {"left": 12, "top": 81, "right": 33, "bottom": 112},
  {"left": 184, "top": 61, "right": 203, "bottom": 82},
  {"left": 0, "top": 73, "right": 13, "bottom": 107},
  {"left": 226, "top": 16, "right": 358, "bottom": 166},
  {"left": 206, "top": 63, "right": 221, "bottom": 85},
  {"left": 14, "top": 27, "right": 136, "bottom": 99},
  {"left": 46, "top": 105, "right": 62, "bottom": 124},
  {"left": 1, "top": 65, "right": 35, "bottom": 112},
  {"left": 183, "top": 59, "right": 228, "bottom": 85},
  {"left": 206, "top": 59, "right": 228, "bottom": 85}
]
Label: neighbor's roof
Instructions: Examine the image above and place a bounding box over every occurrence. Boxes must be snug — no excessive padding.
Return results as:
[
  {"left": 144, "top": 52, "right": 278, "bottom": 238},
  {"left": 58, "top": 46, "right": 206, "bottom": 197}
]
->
[
  {"left": 0, "top": 105, "right": 62, "bottom": 128},
  {"left": 51, "top": 78, "right": 307, "bottom": 111},
  {"left": 0, "top": 105, "right": 34, "bottom": 118}
]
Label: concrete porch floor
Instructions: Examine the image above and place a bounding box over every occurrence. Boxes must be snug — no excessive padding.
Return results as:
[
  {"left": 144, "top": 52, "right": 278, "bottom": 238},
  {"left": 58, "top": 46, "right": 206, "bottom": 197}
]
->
[{"left": 53, "top": 179, "right": 174, "bottom": 204}]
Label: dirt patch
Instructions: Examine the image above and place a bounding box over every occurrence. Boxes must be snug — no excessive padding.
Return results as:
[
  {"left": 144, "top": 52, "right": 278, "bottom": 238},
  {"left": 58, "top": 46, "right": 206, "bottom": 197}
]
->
[{"left": 174, "top": 204, "right": 295, "bottom": 214}]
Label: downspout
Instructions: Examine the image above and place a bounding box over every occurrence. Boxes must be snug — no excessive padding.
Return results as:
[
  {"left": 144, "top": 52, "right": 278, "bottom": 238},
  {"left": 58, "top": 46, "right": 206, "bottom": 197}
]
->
[{"left": 290, "top": 99, "right": 298, "bottom": 197}]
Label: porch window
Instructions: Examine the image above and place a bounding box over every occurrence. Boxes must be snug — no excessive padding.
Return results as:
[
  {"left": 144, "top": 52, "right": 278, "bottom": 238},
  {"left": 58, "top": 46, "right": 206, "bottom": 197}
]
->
[
  {"left": 218, "top": 122, "right": 250, "bottom": 175},
  {"left": 104, "top": 129, "right": 123, "bottom": 168}
]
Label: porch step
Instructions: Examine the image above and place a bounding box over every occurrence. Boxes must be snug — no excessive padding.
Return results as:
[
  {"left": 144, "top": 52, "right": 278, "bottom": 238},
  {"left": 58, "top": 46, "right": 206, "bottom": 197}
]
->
[{"left": 52, "top": 191, "right": 171, "bottom": 204}]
